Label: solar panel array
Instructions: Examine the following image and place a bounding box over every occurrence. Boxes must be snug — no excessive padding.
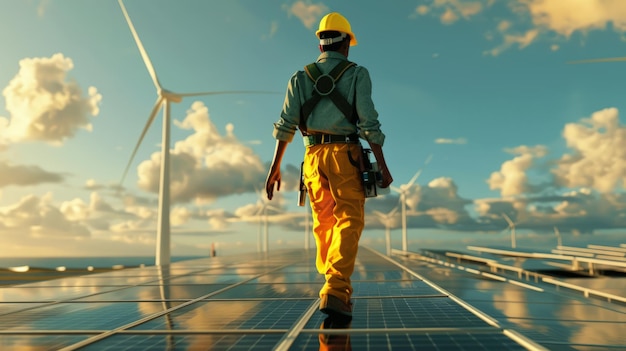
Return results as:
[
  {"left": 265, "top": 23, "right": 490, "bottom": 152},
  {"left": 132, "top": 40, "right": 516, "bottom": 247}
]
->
[{"left": 0, "top": 247, "right": 548, "bottom": 350}]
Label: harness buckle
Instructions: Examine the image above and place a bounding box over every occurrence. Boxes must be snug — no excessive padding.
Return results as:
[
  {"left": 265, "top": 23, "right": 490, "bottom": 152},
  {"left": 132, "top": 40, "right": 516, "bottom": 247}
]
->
[{"left": 314, "top": 74, "right": 335, "bottom": 96}]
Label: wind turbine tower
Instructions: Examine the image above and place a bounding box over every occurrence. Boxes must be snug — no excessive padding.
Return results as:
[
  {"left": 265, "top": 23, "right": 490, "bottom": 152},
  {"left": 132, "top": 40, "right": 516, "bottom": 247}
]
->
[
  {"left": 390, "top": 155, "right": 432, "bottom": 252},
  {"left": 373, "top": 207, "right": 399, "bottom": 256},
  {"left": 117, "top": 0, "right": 272, "bottom": 265},
  {"left": 502, "top": 213, "right": 517, "bottom": 249}
]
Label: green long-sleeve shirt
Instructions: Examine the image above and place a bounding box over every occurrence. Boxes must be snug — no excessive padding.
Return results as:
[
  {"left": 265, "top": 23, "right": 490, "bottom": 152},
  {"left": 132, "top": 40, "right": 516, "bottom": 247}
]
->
[{"left": 272, "top": 51, "right": 386, "bottom": 146}]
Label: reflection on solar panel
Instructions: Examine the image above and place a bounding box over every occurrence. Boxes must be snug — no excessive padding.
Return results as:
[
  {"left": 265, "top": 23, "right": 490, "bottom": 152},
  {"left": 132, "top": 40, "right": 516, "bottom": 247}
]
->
[{"left": 0, "top": 247, "right": 549, "bottom": 350}]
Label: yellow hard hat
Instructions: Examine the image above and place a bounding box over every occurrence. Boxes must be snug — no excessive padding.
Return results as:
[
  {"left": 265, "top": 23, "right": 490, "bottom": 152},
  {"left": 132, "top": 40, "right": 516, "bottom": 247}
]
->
[{"left": 316, "top": 12, "right": 357, "bottom": 46}]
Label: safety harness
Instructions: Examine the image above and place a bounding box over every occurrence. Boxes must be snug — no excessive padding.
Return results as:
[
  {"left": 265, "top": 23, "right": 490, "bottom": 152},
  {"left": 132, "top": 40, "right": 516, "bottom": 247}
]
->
[{"left": 299, "top": 60, "right": 357, "bottom": 135}]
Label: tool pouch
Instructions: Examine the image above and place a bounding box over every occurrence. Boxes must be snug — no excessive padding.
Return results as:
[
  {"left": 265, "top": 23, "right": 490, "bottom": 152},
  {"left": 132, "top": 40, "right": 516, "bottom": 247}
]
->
[{"left": 359, "top": 147, "right": 380, "bottom": 198}]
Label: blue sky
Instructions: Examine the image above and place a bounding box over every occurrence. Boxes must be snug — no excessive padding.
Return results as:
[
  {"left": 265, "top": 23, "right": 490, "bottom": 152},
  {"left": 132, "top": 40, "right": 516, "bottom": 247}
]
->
[{"left": 2, "top": 0, "right": 626, "bottom": 258}]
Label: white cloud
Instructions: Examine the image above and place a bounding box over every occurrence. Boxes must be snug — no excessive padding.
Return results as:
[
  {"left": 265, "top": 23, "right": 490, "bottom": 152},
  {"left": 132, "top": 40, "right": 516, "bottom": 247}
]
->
[
  {"left": 171, "top": 206, "right": 192, "bottom": 226},
  {"left": 0, "top": 193, "right": 90, "bottom": 238},
  {"left": 414, "top": 0, "right": 490, "bottom": 25},
  {"left": 136, "top": 101, "right": 266, "bottom": 203},
  {"left": 488, "top": 145, "right": 548, "bottom": 197},
  {"left": 0, "top": 53, "right": 101, "bottom": 146},
  {"left": 285, "top": 1, "right": 329, "bottom": 29},
  {"left": 205, "top": 208, "right": 235, "bottom": 230},
  {"left": 416, "top": 0, "right": 626, "bottom": 55},
  {"left": 554, "top": 107, "right": 626, "bottom": 193},
  {"left": 435, "top": 137, "right": 467, "bottom": 144},
  {"left": 525, "top": 0, "right": 626, "bottom": 37}
]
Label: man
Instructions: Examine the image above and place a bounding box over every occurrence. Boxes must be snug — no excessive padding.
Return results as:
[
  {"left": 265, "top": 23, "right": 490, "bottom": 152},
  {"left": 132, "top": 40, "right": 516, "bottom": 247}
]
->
[{"left": 265, "top": 12, "right": 392, "bottom": 322}]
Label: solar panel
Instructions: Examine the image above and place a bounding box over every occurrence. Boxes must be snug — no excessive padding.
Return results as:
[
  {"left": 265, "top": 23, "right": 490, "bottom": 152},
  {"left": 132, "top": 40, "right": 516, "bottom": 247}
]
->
[{"left": 0, "top": 246, "right": 565, "bottom": 350}]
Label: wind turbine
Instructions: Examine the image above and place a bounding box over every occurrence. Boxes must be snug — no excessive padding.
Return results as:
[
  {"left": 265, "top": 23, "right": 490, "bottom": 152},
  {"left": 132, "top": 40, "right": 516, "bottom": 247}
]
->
[
  {"left": 502, "top": 213, "right": 517, "bottom": 249},
  {"left": 390, "top": 154, "right": 432, "bottom": 252},
  {"left": 254, "top": 190, "right": 280, "bottom": 253},
  {"left": 554, "top": 226, "right": 562, "bottom": 247},
  {"left": 373, "top": 207, "right": 399, "bottom": 256},
  {"left": 117, "top": 0, "right": 274, "bottom": 265}
]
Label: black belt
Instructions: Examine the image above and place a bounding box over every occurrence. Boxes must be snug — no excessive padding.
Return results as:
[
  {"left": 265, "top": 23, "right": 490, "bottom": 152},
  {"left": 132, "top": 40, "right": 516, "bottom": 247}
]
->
[{"left": 304, "top": 133, "right": 359, "bottom": 146}]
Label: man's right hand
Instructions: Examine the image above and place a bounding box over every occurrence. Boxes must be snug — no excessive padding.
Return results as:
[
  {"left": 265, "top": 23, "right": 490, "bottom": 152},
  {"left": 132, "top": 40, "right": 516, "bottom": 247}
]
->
[
  {"left": 368, "top": 142, "right": 393, "bottom": 188},
  {"left": 265, "top": 167, "right": 281, "bottom": 200}
]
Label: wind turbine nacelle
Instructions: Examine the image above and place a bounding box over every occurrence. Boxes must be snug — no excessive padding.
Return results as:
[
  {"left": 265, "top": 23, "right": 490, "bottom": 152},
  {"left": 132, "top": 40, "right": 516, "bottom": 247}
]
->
[{"left": 161, "top": 90, "right": 183, "bottom": 103}]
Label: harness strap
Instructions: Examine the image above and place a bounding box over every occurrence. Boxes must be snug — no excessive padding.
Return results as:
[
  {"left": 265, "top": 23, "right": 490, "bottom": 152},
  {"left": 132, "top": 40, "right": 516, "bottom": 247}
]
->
[{"left": 300, "top": 60, "right": 357, "bottom": 134}]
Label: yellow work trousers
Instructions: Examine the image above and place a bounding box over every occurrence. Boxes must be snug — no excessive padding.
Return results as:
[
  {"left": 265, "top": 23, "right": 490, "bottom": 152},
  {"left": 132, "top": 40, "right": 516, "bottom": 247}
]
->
[{"left": 303, "top": 143, "right": 365, "bottom": 304}]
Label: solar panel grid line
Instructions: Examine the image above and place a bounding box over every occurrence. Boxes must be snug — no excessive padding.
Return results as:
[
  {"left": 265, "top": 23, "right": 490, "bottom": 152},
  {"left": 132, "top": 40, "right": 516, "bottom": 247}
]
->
[
  {"left": 0, "top": 266, "right": 219, "bottom": 318},
  {"left": 119, "top": 329, "right": 290, "bottom": 334},
  {"left": 385, "top": 253, "right": 554, "bottom": 351},
  {"left": 56, "top": 262, "right": 294, "bottom": 351},
  {"left": 0, "top": 330, "right": 104, "bottom": 335},
  {"left": 502, "top": 329, "right": 550, "bottom": 351},
  {"left": 363, "top": 247, "right": 503, "bottom": 329},
  {"left": 273, "top": 299, "right": 320, "bottom": 351},
  {"left": 352, "top": 294, "right": 448, "bottom": 299},
  {"left": 196, "top": 297, "right": 319, "bottom": 302},
  {"left": 295, "top": 326, "right": 505, "bottom": 335}
]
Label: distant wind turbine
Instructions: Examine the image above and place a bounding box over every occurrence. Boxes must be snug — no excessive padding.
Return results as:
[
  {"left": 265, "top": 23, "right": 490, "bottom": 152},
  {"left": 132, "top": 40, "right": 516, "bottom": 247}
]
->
[
  {"left": 117, "top": 0, "right": 276, "bottom": 265},
  {"left": 390, "top": 154, "right": 433, "bottom": 252},
  {"left": 254, "top": 190, "right": 280, "bottom": 253},
  {"left": 502, "top": 213, "right": 517, "bottom": 249},
  {"left": 554, "top": 226, "right": 562, "bottom": 247},
  {"left": 373, "top": 207, "right": 399, "bottom": 256}
]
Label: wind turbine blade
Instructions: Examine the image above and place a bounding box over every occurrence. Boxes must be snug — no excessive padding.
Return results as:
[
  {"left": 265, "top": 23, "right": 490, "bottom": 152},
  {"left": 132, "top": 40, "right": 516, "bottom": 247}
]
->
[
  {"left": 424, "top": 154, "right": 433, "bottom": 165},
  {"left": 388, "top": 207, "right": 399, "bottom": 216},
  {"left": 372, "top": 210, "right": 385, "bottom": 218},
  {"left": 405, "top": 155, "right": 432, "bottom": 187},
  {"left": 266, "top": 205, "right": 281, "bottom": 213},
  {"left": 567, "top": 56, "right": 626, "bottom": 64},
  {"left": 390, "top": 186, "right": 402, "bottom": 194},
  {"left": 177, "top": 90, "right": 281, "bottom": 98},
  {"left": 118, "top": 0, "right": 162, "bottom": 91},
  {"left": 406, "top": 169, "right": 422, "bottom": 187},
  {"left": 120, "top": 97, "right": 163, "bottom": 185},
  {"left": 502, "top": 213, "right": 514, "bottom": 227}
]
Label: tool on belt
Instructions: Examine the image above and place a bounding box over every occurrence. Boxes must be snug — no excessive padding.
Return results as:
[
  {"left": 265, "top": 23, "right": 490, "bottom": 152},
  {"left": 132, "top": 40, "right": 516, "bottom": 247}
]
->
[
  {"left": 359, "top": 147, "right": 381, "bottom": 198},
  {"left": 298, "top": 161, "right": 307, "bottom": 207}
]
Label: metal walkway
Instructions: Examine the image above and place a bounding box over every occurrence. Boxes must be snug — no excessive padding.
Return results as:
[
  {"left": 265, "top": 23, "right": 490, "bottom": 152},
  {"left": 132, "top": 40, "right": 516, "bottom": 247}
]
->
[{"left": 0, "top": 246, "right": 546, "bottom": 350}]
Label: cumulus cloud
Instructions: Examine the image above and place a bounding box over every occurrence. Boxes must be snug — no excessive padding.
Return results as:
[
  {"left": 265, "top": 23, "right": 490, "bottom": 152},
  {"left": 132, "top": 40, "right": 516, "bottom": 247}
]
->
[
  {"left": 0, "top": 53, "right": 101, "bottom": 146},
  {"left": 136, "top": 101, "right": 266, "bottom": 203},
  {"left": 387, "top": 176, "right": 473, "bottom": 231},
  {"left": 0, "top": 161, "right": 64, "bottom": 187},
  {"left": 488, "top": 145, "right": 548, "bottom": 197},
  {"left": 525, "top": 0, "right": 626, "bottom": 37},
  {"left": 473, "top": 189, "right": 626, "bottom": 234},
  {"left": 285, "top": 1, "right": 329, "bottom": 29},
  {"left": 493, "top": 0, "right": 626, "bottom": 54},
  {"left": 554, "top": 107, "right": 626, "bottom": 193},
  {"left": 413, "top": 0, "right": 491, "bottom": 24},
  {"left": 0, "top": 193, "right": 90, "bottom": 238},
  {"left": 414, "top": 0, "right": 626, "bottom": 55}
]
